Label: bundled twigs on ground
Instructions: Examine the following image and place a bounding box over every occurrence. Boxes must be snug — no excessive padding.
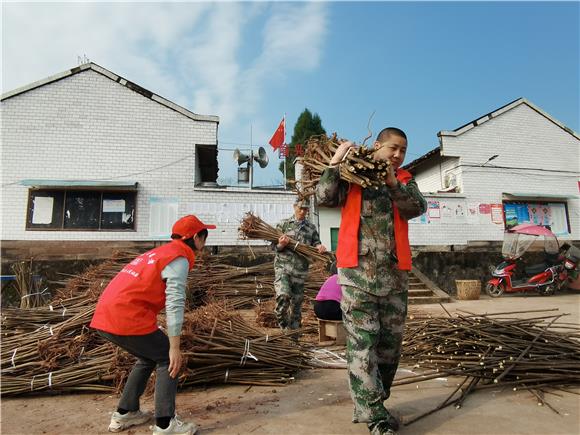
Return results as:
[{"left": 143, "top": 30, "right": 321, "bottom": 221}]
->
[
  {"left": 239, "top": 212, "right": 333, "bottom": 265},
  {"left": 189, "top": 254, "right": 329, "bottom": 310},
  {"left": 1, "top": 249, "right": 312, "bottom": 396},
  {"left": 52, "top": 250, "right": 143, "bottom": 300},
  {"left": 1, "top": 299, "right": 312, "bottom": 396},
  {"left": 179, "top": 304, "right": 311, "bottom": 387},
  {"left": 396, "top": 309, "right": 580, "bottom": 424},
  {"left": 296, "top": 133, "right": 390, "bottom": 197},
  {"left": 192, "top": 260, "right": 275, "bottom": 309},
  {"left": 12, "top": 259, "right": 49, "bottom": 309}
]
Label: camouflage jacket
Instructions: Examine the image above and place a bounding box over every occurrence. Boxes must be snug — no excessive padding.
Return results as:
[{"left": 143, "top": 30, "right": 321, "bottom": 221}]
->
[
  {"left": 274, "top": 217, "right": 322, "bottom": 279},
  {"left": 315, "top": 166, "right": 427, "bottom": 295}
]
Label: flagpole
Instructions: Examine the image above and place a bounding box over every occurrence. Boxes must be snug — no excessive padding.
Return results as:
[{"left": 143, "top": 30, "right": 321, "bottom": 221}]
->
[
  {"left": 283, "top": 113, "right": 287, "bottom": 190},
  {"left": 249, "top": 123, "right": 253, "bottom": 190}
]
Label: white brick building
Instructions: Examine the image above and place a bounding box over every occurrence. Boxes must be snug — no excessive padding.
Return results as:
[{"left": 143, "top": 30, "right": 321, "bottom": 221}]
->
[
  {"left": 317, "top": 98, "right": 580, "bottom": 250},
  {"left": 1, "top": 63, "right": 295, "bottom": 259}
]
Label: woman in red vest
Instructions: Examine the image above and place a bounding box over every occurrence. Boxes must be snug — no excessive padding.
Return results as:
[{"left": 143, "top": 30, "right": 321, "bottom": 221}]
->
[
  {"left": 91, "top": 215, "right": 215, "bottom": 435},
  {"left": 316, "top": 128, "right": 427, "bottom": 435}
]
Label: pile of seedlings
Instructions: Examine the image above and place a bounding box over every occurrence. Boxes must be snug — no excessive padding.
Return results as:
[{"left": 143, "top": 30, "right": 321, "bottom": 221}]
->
[
  {"left": 0, "top": 252, "right": 312, "bottom": 397},
  {"left": 397, "top": 308, "right": 580, "bottom": 423},
  {"left": 188, "top": 253, "right": 330, "bottom": 309}
]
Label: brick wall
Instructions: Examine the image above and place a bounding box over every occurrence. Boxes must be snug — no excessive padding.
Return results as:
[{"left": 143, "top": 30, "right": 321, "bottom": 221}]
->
[
  {"left": 1, "top": 68, "right": 297, "bottom": 249},
  {"left": 411, "top": 102, "right": 579, "bottom": 246}
]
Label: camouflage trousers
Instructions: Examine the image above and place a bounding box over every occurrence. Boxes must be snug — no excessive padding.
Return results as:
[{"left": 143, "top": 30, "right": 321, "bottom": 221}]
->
[
  {"left": 274, "top": 273, "right": 306, "bottom": 330},
  {"left": 340, "top": 284, "right": 408, "bottom": 424}
]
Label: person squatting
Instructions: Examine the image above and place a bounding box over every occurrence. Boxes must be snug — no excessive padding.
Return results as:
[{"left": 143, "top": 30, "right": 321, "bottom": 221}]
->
[{"left": 91, "top": 215, "right": 215, "bottom": 435}]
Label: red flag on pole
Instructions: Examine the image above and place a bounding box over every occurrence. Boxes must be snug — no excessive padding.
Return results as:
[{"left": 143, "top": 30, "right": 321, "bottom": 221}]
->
[{"left": 269, "top": 117, "right": 285, "bottom": 151}]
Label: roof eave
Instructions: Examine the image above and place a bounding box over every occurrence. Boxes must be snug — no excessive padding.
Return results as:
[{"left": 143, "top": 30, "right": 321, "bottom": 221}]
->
[
  {"left": 437, "top": 98, "right": 580, "bottom": 141},
  {"left": 402, "top": 146, "right": 441, "bottom": 171},
  {"left": 1, "top": 63, "right": 220, "bottom": 125}
]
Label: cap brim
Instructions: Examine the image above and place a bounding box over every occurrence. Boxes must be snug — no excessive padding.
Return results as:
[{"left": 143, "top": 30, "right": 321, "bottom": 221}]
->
[{"left": 204, "top": 224, "right": 217, "bottom": 229}]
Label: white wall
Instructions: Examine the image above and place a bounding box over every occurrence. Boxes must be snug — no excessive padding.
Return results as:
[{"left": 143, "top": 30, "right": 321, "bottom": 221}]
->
[
  {"left": 411, "top": 102, "right": 579, "bottom": 245},
  {"left": 315, "top": 102, "right": 579, "bottom": 248},
  {"left": 1, "top": 68, "right": 296, "bottom": 245},
  {"left": 413, "top": 156, "right": 460, "bottom": 193}
]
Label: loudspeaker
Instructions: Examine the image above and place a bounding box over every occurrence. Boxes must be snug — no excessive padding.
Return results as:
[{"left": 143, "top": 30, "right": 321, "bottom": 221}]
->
[
  {"left": 253, "top": 146, "right": 269, "bottom": 168},
  {"left": 233, "top": 149, "right": 251, "bottom": 165}
]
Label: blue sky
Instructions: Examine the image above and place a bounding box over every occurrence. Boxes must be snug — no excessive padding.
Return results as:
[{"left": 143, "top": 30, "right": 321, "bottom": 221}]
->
[{"left": 2, "top": 1, "right": 578, "bottom": 187}]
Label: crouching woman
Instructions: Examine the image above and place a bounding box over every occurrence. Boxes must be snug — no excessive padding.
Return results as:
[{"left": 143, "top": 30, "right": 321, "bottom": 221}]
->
[{"left": 90, "top": 215, "right": 215, "bottom": 435}]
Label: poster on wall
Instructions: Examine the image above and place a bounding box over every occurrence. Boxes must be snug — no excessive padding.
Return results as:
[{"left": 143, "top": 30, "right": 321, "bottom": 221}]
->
[
  {"left": 516, "top": 204, "right": 530, "bottom": 223},
  {"left": 103, "top": 199, "right": 126, "bottom": 213},
  {"left": 479, "top": 203, "right": 491, "bottom": 224},
  {"left": 32, "top": 196, "right": 54, "bottom": 224},
  {"left": 504, "top": 203, "right": 518, "bottom": 227},
  {"left": 454, "top": 202, "right": 466, "bottom": 223},
  {"left": 409, "top": 213, "right": 424, "bottom": 224},
  {"left": 491, "top": 204, "right": 504, "bottom": 225},
  {"left": 549, "top": 203, "right": 569, "bottom": 235},
  {"left": 441, "top": 201, "right": 455, "bottom": 224},
  {"left": 503, "top": 203, "right": 531, "bottom": 228},
  {"left": 528, "top": 203, "right": 552, "bottom": 227},
  {"left": 427, "top": 200, "right": 441, "bottom": 219},
  {"left": 467, "top": 203, "right": 479, "bottom": 224},
  {"left": 149, "top": 197, "right": 178, "bottom": 238}
]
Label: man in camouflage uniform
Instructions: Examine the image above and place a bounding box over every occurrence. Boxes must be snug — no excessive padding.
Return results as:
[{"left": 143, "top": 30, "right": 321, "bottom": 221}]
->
[
  {"left": 274, "top": 199, "right": 327, "bottom": 330},
  {"left": 315, "top": 128, "right": 427, "bottom": 435}
]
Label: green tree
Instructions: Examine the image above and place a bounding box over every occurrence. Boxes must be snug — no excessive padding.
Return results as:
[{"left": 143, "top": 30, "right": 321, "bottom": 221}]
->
[{"left": 279, "top": 108, "right": 326, "bottom": 183}]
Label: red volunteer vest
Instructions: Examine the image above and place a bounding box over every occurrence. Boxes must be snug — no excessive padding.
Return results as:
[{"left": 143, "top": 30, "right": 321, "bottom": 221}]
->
[
  {"left": 90, "top": 240, "right": 195, "bottom": 335},
  {"left": 336, "top": 169, "right": 413, "bottom": 271}
]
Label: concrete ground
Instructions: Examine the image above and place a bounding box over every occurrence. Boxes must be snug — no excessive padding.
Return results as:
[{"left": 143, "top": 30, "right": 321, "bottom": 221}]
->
[{"left": 2, "top": 291, "right": 579, "bottom": 435}]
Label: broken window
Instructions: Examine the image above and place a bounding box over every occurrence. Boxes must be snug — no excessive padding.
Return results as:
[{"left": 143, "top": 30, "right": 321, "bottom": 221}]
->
[{"left": 195, "top": 144, "right": 219, "bottom": 186}]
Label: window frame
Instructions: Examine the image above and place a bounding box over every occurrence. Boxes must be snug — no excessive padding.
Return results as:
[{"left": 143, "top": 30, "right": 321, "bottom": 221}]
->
[
  {"left": 502, "top": 199, "right": 570, "bottom": 235},
  {"left": 26, "top": 188, "right": 137, "bottom": 232}
]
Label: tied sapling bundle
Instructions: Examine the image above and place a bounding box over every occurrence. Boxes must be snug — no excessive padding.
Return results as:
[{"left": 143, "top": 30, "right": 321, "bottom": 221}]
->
[
  {"left": 239, "top": 212, "right": 332, "bottom": 265},
  {"left": 296, "top": 133, "right": 391, "bottom": 198}
]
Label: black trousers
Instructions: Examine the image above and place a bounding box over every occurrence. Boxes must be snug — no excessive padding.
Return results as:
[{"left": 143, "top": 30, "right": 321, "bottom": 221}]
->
[
  {"left": 314, "top": 300, "right": 342, "bottom": 321},
  {"left": 97, "top": 329, "right": 177, "bottom": 418}
]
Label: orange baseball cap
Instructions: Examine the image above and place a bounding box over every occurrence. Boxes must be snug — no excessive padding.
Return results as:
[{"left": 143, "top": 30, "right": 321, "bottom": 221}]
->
[{"left": 172, "top": 215, "right": 216, "bottom": 240}]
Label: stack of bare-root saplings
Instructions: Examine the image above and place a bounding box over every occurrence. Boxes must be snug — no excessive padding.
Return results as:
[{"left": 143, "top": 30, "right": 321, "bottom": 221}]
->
[
  {"left": 190, "top": 256, "right": 276, "bottom": 310},
  {"left": 179, "top": 304, "right": 310, "bottom": 387},
  {"left": 295, "top": 133, "right": 391, "bottom": 198},
  {"left": 396, "top": 309, "right": 580, "bottom": 423},
  {"left": 1, "top": 253, "right": 312, "bottom": 397},
  {"left": 239, "top": 212, "right": 334, "bottom": 266},
  {"left": 187, "top": 252, "right": 330, "bottom": 310}
]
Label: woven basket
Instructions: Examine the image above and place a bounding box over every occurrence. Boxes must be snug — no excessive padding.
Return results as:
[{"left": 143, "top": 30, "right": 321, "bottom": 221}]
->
[{"left": 455, "top": 280, "right": 481, "bottom": 300}]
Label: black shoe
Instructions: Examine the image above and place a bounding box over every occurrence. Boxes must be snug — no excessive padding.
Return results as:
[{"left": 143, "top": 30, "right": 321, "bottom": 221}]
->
[
  {"left": 367, "top": 420, "right": 397, "bottom": 435},
  {"left": 384, "top": 410, "right": 400, "bottom": 431}
]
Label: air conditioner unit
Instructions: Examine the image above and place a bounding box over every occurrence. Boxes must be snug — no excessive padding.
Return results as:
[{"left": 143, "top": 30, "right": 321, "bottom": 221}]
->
[
  {"left": 444, "top": 173, "right": 457, "bottom": 189},
  {"left": 439, "top": 173, "right": 460, "bottom": 193}
]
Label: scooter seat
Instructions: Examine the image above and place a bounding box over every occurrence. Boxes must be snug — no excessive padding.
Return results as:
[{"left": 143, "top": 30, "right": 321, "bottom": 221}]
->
[{"left": 525, "top": 263, "right": 548, "bottom": 276}]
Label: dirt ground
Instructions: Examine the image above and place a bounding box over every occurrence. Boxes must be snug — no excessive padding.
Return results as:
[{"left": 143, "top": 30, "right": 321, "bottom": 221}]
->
[{"left": 2, "top": 292, "right": 580, "bottom": 435}]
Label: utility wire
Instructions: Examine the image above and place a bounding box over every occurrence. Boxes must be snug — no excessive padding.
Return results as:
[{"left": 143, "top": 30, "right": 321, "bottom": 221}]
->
[{"left": 1, "top": 153, "right": 195, "bottom": 187}]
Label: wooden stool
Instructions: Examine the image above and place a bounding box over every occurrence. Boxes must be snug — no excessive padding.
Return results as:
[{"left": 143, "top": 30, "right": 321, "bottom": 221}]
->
[{"left": 318, "top": 319, "right": 346, "bottom": 345}]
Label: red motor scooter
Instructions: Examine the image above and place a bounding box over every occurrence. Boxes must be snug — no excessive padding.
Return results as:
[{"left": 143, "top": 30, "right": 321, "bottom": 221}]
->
[{"left": 486, "top": 223, "right": 567, "bottom": 297}]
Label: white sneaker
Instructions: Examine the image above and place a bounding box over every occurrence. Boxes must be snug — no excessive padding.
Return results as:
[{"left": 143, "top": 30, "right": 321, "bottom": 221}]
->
[
  {"left": 151, "top": 416, "right": 198, "bottom": 435},
  {"left": 109, "top": 409, "right": 152, "bottom": 432}
]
